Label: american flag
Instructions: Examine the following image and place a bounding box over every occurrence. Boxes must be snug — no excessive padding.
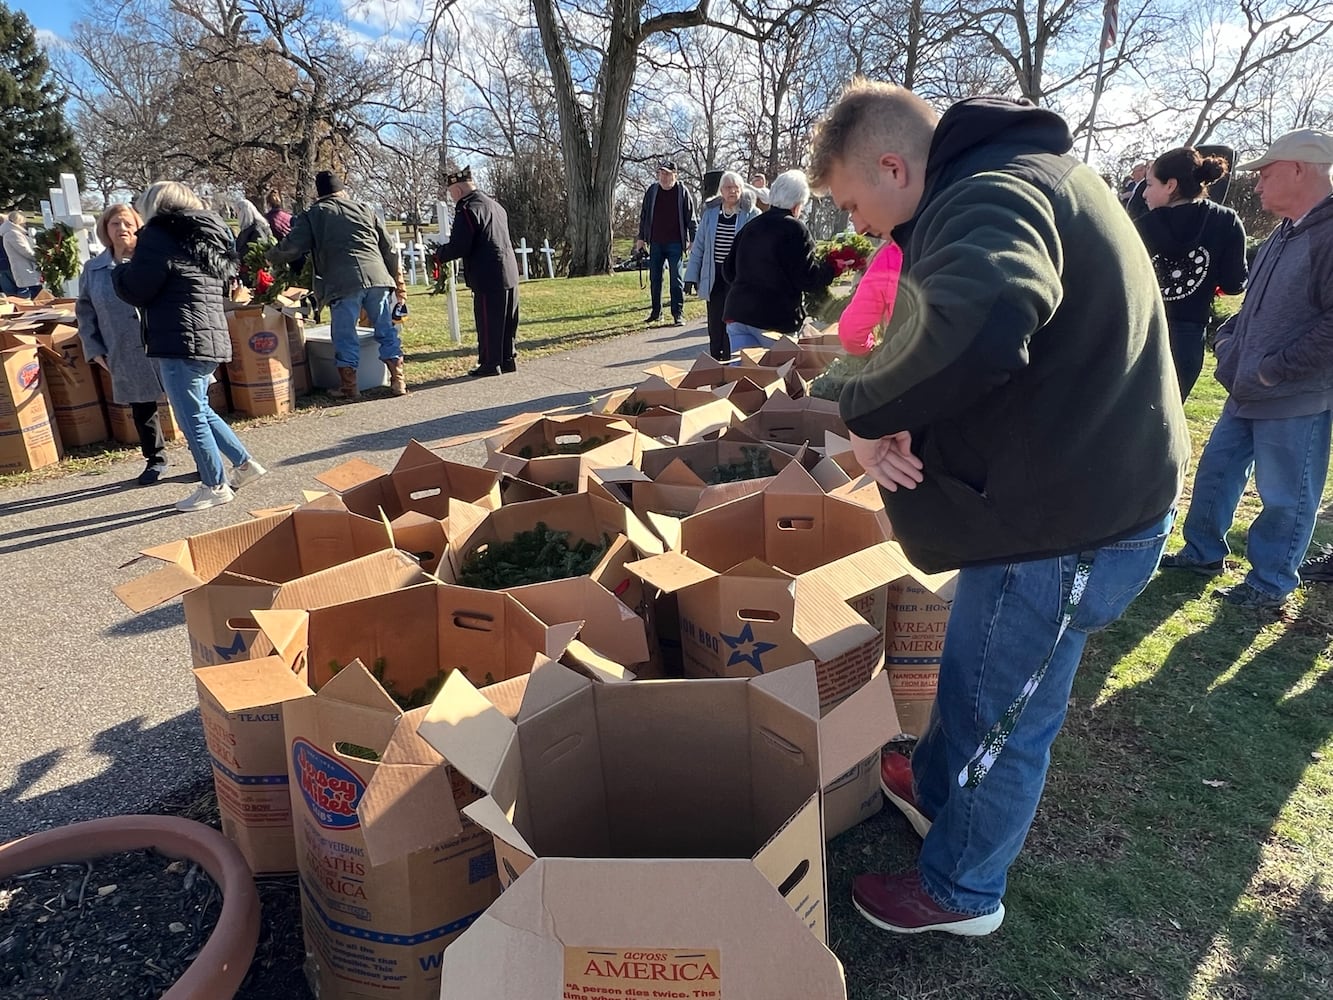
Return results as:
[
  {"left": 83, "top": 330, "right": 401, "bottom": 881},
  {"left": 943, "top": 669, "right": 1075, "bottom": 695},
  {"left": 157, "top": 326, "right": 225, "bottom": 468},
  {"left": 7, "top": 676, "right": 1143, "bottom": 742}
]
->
[{"left": 1100, "top": 0, "right": 1119, "bottom": 51}]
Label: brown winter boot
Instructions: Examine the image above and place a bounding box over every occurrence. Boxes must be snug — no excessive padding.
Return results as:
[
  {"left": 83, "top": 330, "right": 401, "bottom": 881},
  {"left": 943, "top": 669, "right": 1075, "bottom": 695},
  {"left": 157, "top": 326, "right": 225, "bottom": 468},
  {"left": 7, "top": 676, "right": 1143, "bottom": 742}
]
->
[
  {"left": 331, "top": 366, "right": 360, "bottom": 401},
  {"left": 386, "top": 357, "right": 408, "bottom": 396}
]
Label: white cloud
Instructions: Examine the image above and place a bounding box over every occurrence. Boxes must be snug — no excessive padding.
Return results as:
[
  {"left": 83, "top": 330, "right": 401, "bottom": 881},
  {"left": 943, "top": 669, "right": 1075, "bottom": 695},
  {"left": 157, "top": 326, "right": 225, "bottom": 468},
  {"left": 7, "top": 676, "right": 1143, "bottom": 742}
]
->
[{"left": 34, "top": 28, "right": 69, "bottom": 51}]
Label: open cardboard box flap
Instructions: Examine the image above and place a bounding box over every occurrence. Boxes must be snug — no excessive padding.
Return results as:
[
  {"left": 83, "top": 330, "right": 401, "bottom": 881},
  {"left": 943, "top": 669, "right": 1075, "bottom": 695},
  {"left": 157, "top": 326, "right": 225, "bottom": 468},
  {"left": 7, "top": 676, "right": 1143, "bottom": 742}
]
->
[
  {"left": 357, "top": 705, "right": 466, "bottom": 866},
  {"left": 439, "top": 857, "right": 847, "bottom": 999}
]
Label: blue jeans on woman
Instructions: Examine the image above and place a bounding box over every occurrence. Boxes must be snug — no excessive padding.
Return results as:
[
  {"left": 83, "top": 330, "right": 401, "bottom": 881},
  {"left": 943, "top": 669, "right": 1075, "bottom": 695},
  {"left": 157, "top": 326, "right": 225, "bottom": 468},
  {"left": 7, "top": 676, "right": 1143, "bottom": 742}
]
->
[
  {"left": 155, "top": 358, "right": 251, "bottom": 489},
  {"left": 911, "top": 511, "right": 1173, "bottom": 916},
  {"left": 328, "top": 286, "right": 401, "bottom": 369},
  {"left": 1175, "top": 405, "right": 1332, "bottom": 599},
  {"left": 725, "top": 321, "right": 775, "bottom": 353}
]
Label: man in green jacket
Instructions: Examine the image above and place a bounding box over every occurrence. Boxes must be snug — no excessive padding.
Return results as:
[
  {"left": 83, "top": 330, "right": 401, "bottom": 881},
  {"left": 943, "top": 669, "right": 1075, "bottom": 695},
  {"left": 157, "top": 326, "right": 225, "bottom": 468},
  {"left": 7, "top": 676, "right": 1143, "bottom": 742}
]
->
[
  {"left": 269, "top": 171, "right": 408, "bottom": 400},
  {"left": 809, "top": 81, "right": 1189, "bottom": 937}
]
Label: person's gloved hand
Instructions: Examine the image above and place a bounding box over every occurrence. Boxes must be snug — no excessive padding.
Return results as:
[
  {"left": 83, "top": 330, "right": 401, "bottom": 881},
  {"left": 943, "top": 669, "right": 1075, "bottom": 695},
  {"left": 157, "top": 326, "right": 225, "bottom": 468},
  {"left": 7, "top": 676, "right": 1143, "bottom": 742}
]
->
[{"left": 684, "top": 281, "right": 697, "bottom": 296}]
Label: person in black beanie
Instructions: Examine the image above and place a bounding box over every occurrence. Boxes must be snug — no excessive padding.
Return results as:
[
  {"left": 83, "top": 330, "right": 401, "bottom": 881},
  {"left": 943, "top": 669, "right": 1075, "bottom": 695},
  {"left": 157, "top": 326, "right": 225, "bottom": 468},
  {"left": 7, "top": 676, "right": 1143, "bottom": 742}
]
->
[{"left": 434, "top": 166, "right": 521, "bottom": 377}]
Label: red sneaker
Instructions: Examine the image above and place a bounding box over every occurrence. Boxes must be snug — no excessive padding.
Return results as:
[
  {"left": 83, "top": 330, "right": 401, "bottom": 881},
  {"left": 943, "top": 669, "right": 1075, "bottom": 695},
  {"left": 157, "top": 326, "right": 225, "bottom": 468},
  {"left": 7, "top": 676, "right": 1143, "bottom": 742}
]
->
[
  {"left": 880, "top": 750, "right": 932, "bottom": 837},
  {"left": 851, "top": 871, "right": 1005, "bottom": 936}
]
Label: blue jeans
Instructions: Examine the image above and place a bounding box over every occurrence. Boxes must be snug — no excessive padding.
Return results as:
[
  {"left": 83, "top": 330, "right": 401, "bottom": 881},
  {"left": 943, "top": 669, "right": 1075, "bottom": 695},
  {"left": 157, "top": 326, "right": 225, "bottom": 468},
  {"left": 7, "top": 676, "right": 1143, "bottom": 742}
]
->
[
  {"left": 648, "top": 242, "right": 684, "bottom": 318},
  {"left": 155, "top": 358, "right": 250, "bottom": 488},
  {"left": 725, "top": 322, "right": 772, "bottom": 352},
  {"left": 327, "top": 286, "right": 401, "bottom": 369},
  {"left": 911, "top": 511, "right": 1173, "bottom": 915},
  {"left": 1176, "top": 406, "right": 1332, "bottom": 598}
]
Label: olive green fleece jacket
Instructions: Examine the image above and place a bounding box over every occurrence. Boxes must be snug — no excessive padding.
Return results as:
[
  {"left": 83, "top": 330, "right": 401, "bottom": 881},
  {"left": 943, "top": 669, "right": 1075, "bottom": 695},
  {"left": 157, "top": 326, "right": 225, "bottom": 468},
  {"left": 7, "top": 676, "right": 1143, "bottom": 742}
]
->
[{"left": 840, "top": 98, "right": 1190, "bottom": 573}]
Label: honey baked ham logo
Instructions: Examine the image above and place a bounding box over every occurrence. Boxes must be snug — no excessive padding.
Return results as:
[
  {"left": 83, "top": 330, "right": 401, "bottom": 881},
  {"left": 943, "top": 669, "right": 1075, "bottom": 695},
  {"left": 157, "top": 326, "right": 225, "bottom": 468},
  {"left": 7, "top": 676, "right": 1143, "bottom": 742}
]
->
[
  {"left": 248, "top": 331, "right": 280, "bottom": 355},
  {"left": 292, "top": 738, "right": 365, "bottom": 829}
]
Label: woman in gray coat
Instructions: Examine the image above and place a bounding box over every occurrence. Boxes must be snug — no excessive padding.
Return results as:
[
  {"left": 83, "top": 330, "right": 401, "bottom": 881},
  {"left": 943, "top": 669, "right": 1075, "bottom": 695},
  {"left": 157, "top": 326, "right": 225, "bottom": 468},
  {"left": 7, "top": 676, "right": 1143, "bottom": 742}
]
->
[
  {"left": 76, "top": 204, "right": 168, "bottom": 485},
  {"left": 685, "top": 172, "right": 760, "bottom": 360}
]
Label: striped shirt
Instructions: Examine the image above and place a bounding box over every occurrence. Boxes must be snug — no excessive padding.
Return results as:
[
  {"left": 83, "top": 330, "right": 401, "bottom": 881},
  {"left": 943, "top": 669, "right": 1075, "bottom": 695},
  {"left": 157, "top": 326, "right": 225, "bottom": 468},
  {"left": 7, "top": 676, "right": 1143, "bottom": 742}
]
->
[{"left": 714, "top": 211, "right": 738, "bottom": 264}]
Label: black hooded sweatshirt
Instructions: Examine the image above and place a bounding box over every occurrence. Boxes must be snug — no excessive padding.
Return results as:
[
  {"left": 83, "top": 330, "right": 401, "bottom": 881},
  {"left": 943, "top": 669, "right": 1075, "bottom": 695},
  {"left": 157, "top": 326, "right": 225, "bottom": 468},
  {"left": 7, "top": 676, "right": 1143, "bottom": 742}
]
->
[
  {"left": 839, "top": 98, "right": 1190, "bottom": 572},
  {"left": 1135, "top": 199, "right": 1248, "bottom": 325},
  {"left": 113, "top": 209, "right": 239, "bottom": 363}
]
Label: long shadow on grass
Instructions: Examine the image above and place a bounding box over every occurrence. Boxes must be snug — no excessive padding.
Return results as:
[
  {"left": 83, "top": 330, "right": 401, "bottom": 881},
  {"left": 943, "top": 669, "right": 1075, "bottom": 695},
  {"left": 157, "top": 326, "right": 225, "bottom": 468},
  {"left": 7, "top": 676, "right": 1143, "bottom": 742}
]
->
[{"left": 1011, "top": 610, "right": 1333, "bottom": 997}]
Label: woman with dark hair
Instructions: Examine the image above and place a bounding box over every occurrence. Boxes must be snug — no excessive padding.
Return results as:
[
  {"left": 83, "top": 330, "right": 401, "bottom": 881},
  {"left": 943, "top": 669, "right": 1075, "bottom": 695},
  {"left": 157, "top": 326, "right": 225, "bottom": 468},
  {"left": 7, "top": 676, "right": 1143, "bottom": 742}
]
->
[
  {"left": 113, "top": 181, "right": 267, "bottom": 512},
  {"left": 1136, "top": 146, "right": 1248, "bottom": 399}
]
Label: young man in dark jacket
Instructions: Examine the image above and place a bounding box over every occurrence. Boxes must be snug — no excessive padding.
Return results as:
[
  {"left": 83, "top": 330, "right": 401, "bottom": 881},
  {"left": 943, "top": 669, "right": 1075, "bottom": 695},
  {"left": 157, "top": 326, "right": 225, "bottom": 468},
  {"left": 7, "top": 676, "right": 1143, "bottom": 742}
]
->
[
  {"left": 433, "top": 166, "right": 520, "bottom": 378},
  {"left": 268, "top": 171, "right": 407, "bottom": 399},
  {"left": 809, "top": 81, "right": 1189, "bottom": 936},
  {"left": 635, "top": 161, "right": 697, "bottom": 326},
  {"left": 1161, "top": 129, "right": 1333, "bottom": 608}
]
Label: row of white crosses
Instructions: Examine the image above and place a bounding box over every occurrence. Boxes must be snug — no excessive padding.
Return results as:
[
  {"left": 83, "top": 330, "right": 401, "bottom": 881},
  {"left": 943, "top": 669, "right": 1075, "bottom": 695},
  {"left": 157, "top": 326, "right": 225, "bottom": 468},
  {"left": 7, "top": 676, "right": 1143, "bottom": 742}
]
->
[
  {"left": 513, "top": 238, "right": 558, "bottom": 280},
  {"left": 39, "top": 173, "right": 97, "bottom": 296}
]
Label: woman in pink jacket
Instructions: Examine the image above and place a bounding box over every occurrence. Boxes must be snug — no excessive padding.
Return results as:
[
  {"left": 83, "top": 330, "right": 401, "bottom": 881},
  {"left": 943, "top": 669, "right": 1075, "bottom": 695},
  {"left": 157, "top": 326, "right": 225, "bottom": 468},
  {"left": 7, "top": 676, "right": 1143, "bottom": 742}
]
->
[{"left": 837, "top": 241, "right": 902, "bottom": 355}]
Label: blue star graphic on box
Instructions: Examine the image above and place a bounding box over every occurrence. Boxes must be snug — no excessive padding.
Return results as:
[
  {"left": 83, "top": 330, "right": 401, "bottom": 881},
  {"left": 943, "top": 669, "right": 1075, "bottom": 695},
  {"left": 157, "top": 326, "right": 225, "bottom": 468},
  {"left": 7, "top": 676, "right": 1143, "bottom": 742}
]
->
[{"left": 720, "top": 622, "right": 778, "bottom": 672}]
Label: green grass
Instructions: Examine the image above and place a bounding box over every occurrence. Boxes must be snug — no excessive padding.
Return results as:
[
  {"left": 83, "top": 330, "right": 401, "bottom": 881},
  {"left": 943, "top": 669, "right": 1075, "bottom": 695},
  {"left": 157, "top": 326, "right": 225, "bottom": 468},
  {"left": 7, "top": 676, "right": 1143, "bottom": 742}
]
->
[
  {"left": 0, "top": 271, "right": 703, "bottom": 489},
  {"left": 830, "top": 356, "right": 1333, "bottom": 999}
]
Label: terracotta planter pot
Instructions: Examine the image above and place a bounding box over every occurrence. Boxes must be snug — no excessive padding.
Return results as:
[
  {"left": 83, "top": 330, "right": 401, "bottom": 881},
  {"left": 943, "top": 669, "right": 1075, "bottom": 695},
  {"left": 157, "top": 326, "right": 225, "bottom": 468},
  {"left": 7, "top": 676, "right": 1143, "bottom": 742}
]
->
[{"left": 0, "top": 815, "right": 260, "bottom": 1000}]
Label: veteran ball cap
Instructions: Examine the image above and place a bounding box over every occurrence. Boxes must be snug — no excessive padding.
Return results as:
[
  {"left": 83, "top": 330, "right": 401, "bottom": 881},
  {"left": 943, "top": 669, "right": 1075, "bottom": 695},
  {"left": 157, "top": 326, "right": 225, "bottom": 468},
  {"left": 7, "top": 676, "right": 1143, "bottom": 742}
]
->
[
  {"left": 658, "top": 160, "right": 678, "bottom": 172},
  {"left": 443, "top": 165, "right": 473, "bottom": 187},
  {"left": 1235, "top": 128, "right": 1333, "bottom": 171}
]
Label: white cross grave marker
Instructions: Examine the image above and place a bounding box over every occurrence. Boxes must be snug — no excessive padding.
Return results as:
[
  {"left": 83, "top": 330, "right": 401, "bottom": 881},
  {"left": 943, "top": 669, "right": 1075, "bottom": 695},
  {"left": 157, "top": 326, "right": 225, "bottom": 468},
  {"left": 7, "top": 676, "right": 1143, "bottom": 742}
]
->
[
  {"left": 47, "top": 173, "right": 96, "bottom": 296},
  {"left": 541, "top": 238, "right": 556, "bottom": 279},
  {"left": 436, "top": 199, "right": 461, "bottom": 345},
  {"left": 515, "top": 237, "right": 532, "bottom": 280}
]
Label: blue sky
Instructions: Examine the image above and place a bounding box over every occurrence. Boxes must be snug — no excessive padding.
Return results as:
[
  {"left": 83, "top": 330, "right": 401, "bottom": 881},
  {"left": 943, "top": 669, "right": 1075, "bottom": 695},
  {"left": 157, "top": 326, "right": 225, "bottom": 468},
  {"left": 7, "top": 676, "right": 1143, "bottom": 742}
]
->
[{"left": 16, "top": 1, "right": 80, "bottom": 42}]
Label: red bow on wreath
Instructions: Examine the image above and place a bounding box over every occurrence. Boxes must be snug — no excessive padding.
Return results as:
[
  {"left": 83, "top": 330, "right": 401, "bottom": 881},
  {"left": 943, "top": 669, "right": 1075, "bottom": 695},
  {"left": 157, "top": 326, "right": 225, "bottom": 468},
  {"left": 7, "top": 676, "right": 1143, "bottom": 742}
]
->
[
  {"left": 255, "top": 269, "right": 274, "bottom": 294},
  {"left": 825, "top": 245, "right": 868, "bottom": 274}
]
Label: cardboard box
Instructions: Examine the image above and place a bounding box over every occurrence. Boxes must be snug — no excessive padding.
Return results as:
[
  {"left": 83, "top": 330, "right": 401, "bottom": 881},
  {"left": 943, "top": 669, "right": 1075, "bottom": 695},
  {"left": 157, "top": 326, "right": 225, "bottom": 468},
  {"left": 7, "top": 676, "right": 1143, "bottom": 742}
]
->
[
  {"left": 194, "top": 656, "right": 315, "bottom": 873},
  {"left": 281, "top": 308, "right": 310, "bottom": 396},
  {"left": 286, "top": 663, "right": 503, "bottom": 1000},
  {"left": 30, "top": 324, "right": 110, "bottom": 446},
  {"left": 482, "top": 413, "right": 642, "bottom": 484},
  {"left": 444, "top": 492, "right": 666, "bottom": 676},
  {"left": 0, "top": 341, "right": 62, "bottom": 473},
  {"left": 439, "top": 857, "right": 849, "bottom": 999},
  {"left": 596, "top": 375, "right": 741, "bottom": 445},
  {"left": 418, "top": 660, "right": 898, "bottom": 952},
  {"left": 620, "top": 429, "right": 816, "bottom": 523},
  {"left": 658, "top": 355, "right": 803, "bottom": 412},
  {"left": 317, "top": 439, "right": 500, "bottom": 522},
  {"left": 224, "top": 305, "right": 295, "bottom": 417},
  {"left": 95, "top": 364, "right": 183, "bottom": 447},
  {"left": 189, "top": 549, "right": 436, "bottom": 872},
  {"left": 736, "top": 392, "right": 847, "bottom": 452},
  {"left": 884, "top": 545, "right": 958, "bottom": 736},
  {"left": 313, "top": 441, "right": 499, "bottom": 574},
  {"left": 114, "top": 496, "right": 398, "bottom": 666},
  {"left": 252, "top": 578, "right": 585, "bottom": 695}
]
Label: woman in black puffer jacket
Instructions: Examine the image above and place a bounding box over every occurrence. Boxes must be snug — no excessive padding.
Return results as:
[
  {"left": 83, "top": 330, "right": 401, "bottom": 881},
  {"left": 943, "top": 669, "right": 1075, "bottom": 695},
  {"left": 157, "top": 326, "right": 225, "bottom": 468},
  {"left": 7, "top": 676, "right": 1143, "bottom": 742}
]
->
[{"left": 114, "top": 181, "right": 267, "bottom": 512}]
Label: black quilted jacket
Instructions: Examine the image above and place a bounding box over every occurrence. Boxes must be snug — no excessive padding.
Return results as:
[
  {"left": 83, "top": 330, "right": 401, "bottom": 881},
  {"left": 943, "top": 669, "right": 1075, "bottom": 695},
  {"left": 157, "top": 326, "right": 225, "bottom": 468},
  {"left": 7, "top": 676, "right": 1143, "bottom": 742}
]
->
[{"left": 113, "top": 210, "right": 239, "bottom": 363}]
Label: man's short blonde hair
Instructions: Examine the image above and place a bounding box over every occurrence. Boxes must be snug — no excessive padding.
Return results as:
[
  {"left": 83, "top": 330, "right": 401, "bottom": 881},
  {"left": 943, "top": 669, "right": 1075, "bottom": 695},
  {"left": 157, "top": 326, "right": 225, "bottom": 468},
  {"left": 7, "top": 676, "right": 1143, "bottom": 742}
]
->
[{"left": 809, "top": 79, "right": 939, "bottom": 185}]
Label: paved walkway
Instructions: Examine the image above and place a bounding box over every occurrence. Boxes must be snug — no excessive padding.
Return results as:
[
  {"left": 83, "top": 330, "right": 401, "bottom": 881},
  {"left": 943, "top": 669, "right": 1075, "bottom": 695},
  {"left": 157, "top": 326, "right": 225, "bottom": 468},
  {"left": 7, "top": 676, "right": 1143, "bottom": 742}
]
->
[{"left": 0, "top": 319, "right": 709, "bottom": 840}]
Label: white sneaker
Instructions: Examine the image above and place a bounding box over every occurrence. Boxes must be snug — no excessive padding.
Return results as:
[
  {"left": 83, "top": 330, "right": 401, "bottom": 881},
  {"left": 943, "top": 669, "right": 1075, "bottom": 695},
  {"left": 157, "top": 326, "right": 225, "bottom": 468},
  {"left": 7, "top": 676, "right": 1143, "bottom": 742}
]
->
[
  {"left": 176, "top": 483, "right": 236, "bottom": 512},
  {"left": 230, "top": 458, "right": 268, "bottom": 491}
]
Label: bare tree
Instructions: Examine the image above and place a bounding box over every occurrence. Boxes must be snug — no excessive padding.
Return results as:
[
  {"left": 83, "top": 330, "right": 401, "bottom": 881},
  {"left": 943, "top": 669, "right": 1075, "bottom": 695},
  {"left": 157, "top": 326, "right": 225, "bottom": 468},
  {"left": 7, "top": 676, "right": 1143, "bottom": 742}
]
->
[
  {"left": 531, "top": 0, "right": 716, "bottom": 276},
  {"left": 1161, "top": 0, "right": 1333, "bottom": 147}
]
